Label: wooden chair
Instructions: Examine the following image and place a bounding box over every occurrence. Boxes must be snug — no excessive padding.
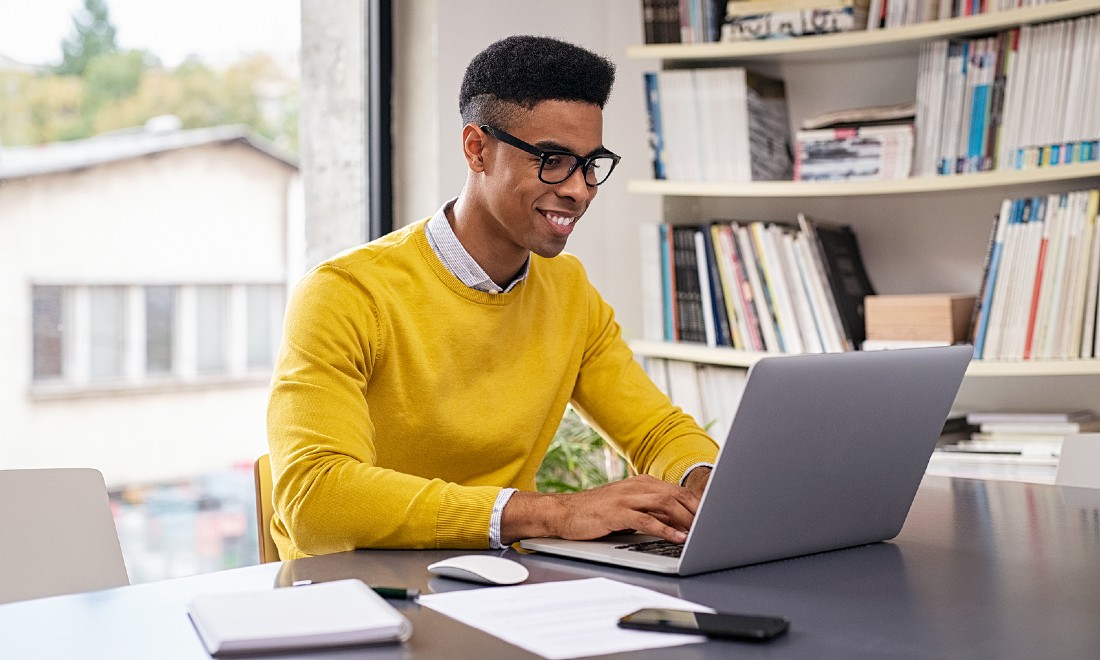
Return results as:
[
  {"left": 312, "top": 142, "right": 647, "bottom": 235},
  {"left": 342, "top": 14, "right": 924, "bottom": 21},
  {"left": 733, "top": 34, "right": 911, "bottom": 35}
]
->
[
  {"left": 253, "top": 454, "right": 280, "bottom": 563},
  {"left": 0, "top": 468, "right": 130, "bottom": 604}
]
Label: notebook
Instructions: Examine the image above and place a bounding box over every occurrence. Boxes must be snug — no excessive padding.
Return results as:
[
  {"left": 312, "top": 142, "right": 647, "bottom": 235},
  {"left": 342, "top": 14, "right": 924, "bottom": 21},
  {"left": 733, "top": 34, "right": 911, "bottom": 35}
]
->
[
  {"left": 188, "top": 579, "right": 412, "bottom": 655},
  {"left": 520, "top": 345, "right": 973, "bottom": 576}
]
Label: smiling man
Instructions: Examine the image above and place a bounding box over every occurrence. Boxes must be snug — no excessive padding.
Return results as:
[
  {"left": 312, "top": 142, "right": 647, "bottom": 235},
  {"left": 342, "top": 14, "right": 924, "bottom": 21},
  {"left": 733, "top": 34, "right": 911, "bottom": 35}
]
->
[{"left": 266, "top": 35, "right": 719, "bottom": 559}]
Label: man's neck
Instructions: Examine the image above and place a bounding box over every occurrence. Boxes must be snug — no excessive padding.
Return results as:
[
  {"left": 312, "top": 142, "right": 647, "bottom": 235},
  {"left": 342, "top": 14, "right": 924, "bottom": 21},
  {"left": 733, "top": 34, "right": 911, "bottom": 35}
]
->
[{"left": 448, "top": 196, "right": 529, "bottom": 287}]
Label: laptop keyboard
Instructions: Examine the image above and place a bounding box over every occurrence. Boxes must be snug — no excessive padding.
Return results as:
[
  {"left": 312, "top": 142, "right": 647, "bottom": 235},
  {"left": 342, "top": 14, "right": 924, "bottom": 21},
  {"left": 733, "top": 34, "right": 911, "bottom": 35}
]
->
[{"left": 615, "top": 539, "right": 684, "bottom": 558}]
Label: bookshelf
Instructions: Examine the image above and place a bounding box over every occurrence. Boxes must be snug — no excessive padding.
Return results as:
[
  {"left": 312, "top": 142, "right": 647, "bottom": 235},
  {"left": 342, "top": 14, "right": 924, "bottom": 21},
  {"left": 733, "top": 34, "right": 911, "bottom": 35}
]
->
[{"left": 628, "top": 3, "right": 1100, "bottom": 432}]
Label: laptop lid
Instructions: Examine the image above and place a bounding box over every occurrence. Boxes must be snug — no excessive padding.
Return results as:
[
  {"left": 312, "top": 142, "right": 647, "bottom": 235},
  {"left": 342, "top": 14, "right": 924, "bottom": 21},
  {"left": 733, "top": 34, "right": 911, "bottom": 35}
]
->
[{"left": 520, "top": 345, "right": 973, "bottom": 576}]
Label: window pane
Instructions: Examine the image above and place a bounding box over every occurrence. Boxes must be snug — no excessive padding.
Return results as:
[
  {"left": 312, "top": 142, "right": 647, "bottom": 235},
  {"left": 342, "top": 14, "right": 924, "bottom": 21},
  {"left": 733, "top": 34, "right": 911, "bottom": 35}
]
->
[
  {"left": 195, "top": 285, "right": 228, "bottom": 373},
  {"left": 246, "top": 285, "right": 282, "bottom": 369},
  {"left": 145, "top": 286, "right": 176, "bottom": 375},
  {"left": 89, "top": 286, "right": 127, "bottom": 380},
  {"left": 32, "top": 286, "right": 66, "bottom": 380}
]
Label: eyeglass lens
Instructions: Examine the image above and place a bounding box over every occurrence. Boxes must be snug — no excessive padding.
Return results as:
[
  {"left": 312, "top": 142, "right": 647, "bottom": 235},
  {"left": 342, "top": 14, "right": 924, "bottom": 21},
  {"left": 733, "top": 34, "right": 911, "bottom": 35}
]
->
[{"left": 540, "top": 154, "right": 617, "bottom": 186}]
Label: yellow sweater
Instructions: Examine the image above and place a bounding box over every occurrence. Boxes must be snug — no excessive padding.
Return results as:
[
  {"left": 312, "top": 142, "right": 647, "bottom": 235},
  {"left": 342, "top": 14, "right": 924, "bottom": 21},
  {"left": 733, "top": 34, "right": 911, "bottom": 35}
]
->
[{"left": 267, "top": 219, "right": 718, "bottom": 558}]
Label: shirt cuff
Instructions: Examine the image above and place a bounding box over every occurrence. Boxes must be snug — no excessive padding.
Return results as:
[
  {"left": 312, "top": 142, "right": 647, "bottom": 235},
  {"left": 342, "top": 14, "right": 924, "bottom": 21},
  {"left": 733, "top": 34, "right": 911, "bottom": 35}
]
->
[
  {"left": 489, "top": 487, "right": 517, "bottom": 549},
  {"left": 679, "top": 462, "right": 715, "bottom": 486}
]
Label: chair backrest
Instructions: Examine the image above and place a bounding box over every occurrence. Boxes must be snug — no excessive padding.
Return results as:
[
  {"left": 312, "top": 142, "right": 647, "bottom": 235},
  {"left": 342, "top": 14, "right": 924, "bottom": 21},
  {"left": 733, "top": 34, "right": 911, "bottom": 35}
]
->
[
  {"left": 0, "top": 468, "right": 129, "bottom": 604},
  {"left": 1055, "top": 434, "right": 1100, "bottom": 488},
  {"left": 254, "top": 454, "right": 280, "bottom": 563}
]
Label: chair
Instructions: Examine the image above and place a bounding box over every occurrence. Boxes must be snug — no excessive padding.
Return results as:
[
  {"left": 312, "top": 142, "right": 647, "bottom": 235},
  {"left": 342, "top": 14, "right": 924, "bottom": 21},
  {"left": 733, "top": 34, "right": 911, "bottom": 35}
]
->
[
  {"left": 1055, "top": 434, "right": 1100, "bottom": 488},
  {"left": 254, "top": 454, "right": 280, "bottom": 563},
  {"left": 0, "top": 468, "right": 130, "bottom": 604}
]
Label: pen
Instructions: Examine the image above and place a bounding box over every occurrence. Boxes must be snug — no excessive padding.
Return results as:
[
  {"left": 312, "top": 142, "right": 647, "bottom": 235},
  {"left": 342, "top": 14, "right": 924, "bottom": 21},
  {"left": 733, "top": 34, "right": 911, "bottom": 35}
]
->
[{"left": 291, "top": 579, "right": 420, "bottom": 599}]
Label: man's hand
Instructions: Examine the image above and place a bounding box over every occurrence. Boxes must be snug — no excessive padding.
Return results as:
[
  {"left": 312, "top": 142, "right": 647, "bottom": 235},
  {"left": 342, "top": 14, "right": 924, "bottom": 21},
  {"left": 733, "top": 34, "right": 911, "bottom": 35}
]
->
[{"left": 499, "top": 475, "right": 702, "bottom": 546}]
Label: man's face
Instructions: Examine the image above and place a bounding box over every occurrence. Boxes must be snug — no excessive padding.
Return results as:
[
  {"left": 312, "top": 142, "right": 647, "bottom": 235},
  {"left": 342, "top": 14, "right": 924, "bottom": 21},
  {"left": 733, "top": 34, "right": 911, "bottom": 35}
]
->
[{"left": 478, "top": 100, "right": 606, "bottom": 260}]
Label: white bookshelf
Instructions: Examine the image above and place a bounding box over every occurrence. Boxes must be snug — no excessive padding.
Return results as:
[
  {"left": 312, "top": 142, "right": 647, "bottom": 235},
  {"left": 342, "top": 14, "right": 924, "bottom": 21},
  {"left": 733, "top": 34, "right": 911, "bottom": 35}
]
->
[{"left": 629, "top": 4, "right": 1100, "bottom": 478}]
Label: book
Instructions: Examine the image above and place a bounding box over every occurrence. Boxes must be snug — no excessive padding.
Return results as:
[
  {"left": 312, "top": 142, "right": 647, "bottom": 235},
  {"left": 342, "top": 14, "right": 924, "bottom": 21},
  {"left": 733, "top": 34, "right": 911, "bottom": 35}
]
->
[
  {"left": 672, "top": 225, "right": 709, "bottom": 343},
  {"left": 965, "top": 410, "right": 1096, "bottom": 425},
  {"left": 798, "top": 215, "right": 876, "bottom": 349},
  {"left": 800, "top": 101, "right": 916, "bottom": 131},
  {"left": 187, "top": 579, "right": 412, "bottom": 655}
]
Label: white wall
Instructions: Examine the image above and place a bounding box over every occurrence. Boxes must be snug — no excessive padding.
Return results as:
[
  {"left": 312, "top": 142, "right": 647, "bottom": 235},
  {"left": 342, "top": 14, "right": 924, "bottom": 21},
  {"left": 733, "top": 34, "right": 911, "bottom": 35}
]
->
[
  {"left": 0, "top": 144, "right": 295, "bottom": 486},
  {"left": 394, "top": 1, "right": 660, "bottom": 340}
]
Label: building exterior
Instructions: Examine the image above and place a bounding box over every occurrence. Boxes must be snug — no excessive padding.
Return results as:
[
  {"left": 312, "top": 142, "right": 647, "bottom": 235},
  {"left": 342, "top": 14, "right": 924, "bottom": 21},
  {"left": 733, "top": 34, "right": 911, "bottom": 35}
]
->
[{"left": 0, "top": 123, "right": 301, "bottom": 488}]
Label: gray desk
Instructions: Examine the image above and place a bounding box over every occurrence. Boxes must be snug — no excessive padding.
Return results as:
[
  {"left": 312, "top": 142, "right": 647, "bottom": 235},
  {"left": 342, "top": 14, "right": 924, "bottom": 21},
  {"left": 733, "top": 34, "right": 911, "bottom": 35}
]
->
[{"left": 3, "top": 476, "right": 1099, "bottom": 659}]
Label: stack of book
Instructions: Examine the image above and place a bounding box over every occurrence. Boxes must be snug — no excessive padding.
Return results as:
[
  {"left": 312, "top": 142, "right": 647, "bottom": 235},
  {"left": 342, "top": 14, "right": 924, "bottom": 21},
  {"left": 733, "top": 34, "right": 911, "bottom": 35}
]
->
[
  {"left": 939, "top": 410, "right": 1100, "bottom": 458},
  {"left": 913, "top": 14, "right": 1100, "bottom": 177},
  {"left": 643, "top": 67, "right": 793, "bottom": 182},
  {"left": 868, "top": 0, "right": 1062, "bottom": 31},
  {"left": 722, "top": 0, "right": 871, "bottom": 41},
  {"left": 641, "top": 0, "right": 727, "bottom": 44},
  {"left": 641, "top": 213, "right": 875, "bottom": 353},
  {"left": 969, "top": 189, "right": 1100, "bottom": 361}
]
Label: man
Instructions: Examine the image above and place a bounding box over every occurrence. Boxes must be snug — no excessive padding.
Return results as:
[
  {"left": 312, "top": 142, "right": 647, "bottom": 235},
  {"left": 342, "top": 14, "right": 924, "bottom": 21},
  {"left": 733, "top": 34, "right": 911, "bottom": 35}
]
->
[{"left": 267, "top": 35, "right": 717, "bottom": 559}]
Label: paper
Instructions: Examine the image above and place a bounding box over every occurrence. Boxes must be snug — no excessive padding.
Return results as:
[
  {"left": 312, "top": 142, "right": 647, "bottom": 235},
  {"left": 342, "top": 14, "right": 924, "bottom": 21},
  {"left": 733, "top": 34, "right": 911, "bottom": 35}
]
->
[{"left": 417, "top": 577, "right": 713, "bottom": 659}]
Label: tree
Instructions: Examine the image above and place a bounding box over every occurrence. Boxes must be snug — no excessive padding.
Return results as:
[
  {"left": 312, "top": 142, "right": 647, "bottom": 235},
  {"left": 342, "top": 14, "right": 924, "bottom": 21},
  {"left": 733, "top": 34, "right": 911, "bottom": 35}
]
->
[{"left": 56, "top": 0, "right": 118, "bottom": 76}]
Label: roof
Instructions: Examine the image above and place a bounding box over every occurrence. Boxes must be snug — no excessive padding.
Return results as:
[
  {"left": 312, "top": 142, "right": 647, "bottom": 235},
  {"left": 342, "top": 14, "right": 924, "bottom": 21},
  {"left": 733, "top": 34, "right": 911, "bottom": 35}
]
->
[{"left": 0, "top": 122, "right": 298, "bottom": 181}]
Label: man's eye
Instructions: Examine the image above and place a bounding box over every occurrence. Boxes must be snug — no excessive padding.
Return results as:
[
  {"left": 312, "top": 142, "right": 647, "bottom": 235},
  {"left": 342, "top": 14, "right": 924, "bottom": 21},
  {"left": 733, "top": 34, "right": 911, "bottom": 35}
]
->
[{"left": 542, "top": 155, "right": 567, "bottom": 170}]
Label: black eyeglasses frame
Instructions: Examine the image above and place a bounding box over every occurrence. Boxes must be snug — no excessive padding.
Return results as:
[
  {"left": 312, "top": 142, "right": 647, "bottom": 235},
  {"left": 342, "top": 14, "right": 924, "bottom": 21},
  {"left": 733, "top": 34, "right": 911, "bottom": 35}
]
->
[{"left": 479, "top": 124, "right": 621, "bottom": 187}]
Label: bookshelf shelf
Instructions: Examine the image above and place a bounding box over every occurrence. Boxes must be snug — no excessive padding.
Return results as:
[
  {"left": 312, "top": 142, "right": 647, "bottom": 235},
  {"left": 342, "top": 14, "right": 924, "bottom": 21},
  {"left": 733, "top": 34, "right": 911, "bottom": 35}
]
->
[
  {"left": 627, "top": 0, "right": 1100, "bottom": 63},
  {"left": 628, "top": 162, "right": 1100, "bottom": 198},
  {"left": 631, "top": 340, "right": 1100, "bottom": 377}
]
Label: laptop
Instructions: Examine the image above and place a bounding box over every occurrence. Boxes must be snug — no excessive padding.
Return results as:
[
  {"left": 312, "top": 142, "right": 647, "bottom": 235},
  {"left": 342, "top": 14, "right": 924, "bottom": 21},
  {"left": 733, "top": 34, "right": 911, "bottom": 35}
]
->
[{"left": 520, "top": 345, "right": 973, "bottom": 575}]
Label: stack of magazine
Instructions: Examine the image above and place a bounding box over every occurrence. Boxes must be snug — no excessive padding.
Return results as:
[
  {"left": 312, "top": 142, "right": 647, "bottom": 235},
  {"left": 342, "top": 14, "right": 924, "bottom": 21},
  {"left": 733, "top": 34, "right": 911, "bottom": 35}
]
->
[
  {"left": 794, "top": 102, "right": 915, "bottom": 181},
  {"left": 644, "top": 67, "right": 793, "bottom": 182}
]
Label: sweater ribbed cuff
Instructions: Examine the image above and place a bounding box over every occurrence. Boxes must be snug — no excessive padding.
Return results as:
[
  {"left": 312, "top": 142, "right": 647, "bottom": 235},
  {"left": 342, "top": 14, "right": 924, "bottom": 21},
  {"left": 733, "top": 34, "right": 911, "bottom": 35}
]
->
[{"left": 436, "top": 484, "right": 503, "bottom": 549}]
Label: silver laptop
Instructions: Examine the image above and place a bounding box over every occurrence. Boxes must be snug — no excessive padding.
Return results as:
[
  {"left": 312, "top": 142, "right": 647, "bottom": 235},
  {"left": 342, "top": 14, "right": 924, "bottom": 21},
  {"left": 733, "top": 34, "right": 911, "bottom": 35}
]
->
[{"left": 520, "top": 345, "right": 973, "bottom": 575}]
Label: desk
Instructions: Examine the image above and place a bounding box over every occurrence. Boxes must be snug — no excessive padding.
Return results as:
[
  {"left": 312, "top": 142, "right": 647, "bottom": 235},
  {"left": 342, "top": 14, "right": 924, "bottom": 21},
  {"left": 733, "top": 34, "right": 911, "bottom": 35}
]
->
[{"left": 3, "top": 476, "right": 1099, "bottom": 659}]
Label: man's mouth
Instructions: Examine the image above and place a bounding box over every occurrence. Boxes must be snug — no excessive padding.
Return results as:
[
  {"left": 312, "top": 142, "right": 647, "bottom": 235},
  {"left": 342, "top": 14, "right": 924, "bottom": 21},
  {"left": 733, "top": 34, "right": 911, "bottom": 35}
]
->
[{"left": 541, "top": 210, "right": 577, "bottom": 227}]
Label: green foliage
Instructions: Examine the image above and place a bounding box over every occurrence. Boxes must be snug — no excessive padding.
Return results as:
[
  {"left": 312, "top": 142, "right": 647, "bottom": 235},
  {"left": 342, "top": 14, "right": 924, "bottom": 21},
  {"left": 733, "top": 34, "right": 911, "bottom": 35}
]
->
[
  {"left": 536, "top": 408, "right": 631, "bottom": 493},
  {"left": 57, "top": 0, "right": 118, "bottom": 76}
]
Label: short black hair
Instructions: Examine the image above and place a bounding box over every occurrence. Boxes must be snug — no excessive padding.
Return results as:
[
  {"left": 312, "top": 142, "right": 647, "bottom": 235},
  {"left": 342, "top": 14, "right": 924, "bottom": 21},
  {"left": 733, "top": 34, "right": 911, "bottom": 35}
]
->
[{"left": 459, "top": 35, "right": 616, "bottom": 128}]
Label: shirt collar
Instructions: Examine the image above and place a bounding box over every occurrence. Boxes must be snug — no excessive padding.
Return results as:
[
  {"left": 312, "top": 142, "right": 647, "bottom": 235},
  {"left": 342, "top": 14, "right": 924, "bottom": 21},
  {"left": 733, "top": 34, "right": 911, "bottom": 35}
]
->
[{"left": 425, "top": 199, "right": 529, "bottom": 294}]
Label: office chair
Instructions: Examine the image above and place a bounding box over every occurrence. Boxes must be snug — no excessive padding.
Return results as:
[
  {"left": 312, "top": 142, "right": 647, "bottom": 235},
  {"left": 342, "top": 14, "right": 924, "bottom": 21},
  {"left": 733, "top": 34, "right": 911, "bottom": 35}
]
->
[
  {"left": 253, "top": 454, "right": 280, "bottom": 563},
  {"left": 1055, "top": 434, "right": 1100, "bottom": 488},
  {"left": 0, "top": 468, "right": 130, "bottom": 604}
]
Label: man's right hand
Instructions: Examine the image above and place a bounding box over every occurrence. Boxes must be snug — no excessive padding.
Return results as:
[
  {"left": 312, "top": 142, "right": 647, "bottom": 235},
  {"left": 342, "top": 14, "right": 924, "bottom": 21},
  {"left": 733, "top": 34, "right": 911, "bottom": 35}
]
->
[{"left": 499, "top": 475, "right": 701, "bottom": 546}]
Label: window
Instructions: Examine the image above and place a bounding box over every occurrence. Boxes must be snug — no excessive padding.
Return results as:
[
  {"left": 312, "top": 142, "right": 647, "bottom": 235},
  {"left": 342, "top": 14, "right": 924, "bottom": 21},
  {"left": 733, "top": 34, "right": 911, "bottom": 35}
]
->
[
  {"left": 88, "top": 286, "right": 127, "bottom": 380},
  {"left": 246, "top": 284, "right": 282, "bottom": 369},
  {"left": 30, "top": 283, "right": 283, "bottom": 391},
  {"left": 145, "top": 286, "right": 177, "bottom": 375},
  {"left": 195, "top": 285, "right": 229, "bottom": 374},
  {"left": 32, "top": 286, "right": 66, "bottom": 380}
]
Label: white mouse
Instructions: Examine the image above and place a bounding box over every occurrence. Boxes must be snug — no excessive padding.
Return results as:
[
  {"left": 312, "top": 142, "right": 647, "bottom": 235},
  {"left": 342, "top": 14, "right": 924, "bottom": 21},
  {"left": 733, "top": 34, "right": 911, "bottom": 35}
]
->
[{"left": 427, "top": 554, "right": 530, "bottom": 585}]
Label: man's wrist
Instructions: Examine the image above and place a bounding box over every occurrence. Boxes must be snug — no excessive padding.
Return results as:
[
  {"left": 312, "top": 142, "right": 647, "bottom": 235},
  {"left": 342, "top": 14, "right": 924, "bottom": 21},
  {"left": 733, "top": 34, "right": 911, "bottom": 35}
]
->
[{"left": 499, "top": 490, "right": 565, "bottom": 545}]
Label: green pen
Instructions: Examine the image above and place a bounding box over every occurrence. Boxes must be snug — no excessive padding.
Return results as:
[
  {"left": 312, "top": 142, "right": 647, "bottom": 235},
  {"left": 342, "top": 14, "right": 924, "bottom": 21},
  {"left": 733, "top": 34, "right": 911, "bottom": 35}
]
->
[{"left": 291, "top": 579, "right": 420, "bottom": 599}]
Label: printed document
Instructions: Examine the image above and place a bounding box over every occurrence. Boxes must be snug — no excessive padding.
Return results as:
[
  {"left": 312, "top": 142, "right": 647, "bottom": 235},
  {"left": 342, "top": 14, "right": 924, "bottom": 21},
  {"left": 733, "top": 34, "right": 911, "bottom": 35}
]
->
[{"left": 417, "top": 577, "right": 713, "bottom": 659}]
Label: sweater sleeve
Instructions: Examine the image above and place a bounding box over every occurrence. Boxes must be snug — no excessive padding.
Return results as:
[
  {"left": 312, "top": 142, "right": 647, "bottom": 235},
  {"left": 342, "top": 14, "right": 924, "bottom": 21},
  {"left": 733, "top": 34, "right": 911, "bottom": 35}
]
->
[
  {"left": 570, "top": 280, "right": 719, "bottom": 485},
  {"left": 266, "top": 266, "right": 500, "bottom": 557}
]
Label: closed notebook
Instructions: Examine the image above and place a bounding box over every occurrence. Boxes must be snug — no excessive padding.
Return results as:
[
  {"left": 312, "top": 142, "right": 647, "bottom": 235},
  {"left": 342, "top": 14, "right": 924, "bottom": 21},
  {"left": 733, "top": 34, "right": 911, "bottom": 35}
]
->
[{"left": 188, "top": 579, "right": 412, "bottom": 655}]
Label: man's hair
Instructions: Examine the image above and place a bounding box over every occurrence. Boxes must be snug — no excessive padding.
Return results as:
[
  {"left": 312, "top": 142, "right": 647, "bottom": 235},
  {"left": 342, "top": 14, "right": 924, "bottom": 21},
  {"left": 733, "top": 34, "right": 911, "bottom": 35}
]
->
[{"left": 459, "top": 35, "right": 616, "bottom": 128}]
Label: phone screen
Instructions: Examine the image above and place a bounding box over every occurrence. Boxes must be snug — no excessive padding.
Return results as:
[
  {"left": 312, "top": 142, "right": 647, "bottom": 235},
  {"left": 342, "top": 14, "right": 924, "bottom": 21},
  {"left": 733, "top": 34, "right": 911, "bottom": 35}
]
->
[{"left": 618, "top": 608, "right": 789, "bottom": 641}]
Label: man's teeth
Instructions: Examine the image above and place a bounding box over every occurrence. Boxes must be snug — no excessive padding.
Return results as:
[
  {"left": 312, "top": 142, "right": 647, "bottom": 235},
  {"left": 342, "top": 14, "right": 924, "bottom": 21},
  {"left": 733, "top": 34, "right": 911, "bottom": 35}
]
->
[{"left": 544, "top": 212, "right": 575, "bottom": 226}]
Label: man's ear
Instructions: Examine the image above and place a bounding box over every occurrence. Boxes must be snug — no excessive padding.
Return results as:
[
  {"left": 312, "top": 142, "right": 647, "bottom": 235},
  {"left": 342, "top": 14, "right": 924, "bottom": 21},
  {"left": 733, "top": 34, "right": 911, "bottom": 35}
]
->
[{"left": 462, "top": 123, "right": 487, "bottom": 173}]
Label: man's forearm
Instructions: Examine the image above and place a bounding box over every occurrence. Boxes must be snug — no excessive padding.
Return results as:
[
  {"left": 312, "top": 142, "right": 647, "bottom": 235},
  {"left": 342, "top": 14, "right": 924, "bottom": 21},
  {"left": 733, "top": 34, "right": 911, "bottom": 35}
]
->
[{"left": 499, "top": 490, "right": 566, "bottom": 545}]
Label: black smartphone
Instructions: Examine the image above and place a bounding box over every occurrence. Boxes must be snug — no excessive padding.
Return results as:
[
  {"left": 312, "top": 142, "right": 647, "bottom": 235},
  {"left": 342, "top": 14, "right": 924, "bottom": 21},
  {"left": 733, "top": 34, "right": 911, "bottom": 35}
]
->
[{"left": 618, "top": 607, "right": 789, "bottom": 642}]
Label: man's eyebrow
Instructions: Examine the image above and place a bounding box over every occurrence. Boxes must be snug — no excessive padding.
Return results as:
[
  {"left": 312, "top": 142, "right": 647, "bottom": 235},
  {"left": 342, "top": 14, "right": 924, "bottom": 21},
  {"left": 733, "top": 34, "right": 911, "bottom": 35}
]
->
[{"left": 534, "top": 139, "right": 610, "bottom": 158}]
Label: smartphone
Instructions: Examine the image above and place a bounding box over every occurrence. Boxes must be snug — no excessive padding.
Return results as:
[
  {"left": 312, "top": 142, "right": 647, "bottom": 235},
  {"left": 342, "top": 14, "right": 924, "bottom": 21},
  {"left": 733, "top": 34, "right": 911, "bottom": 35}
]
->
[{"left": 618, "top": 607, "right": 789, "bottom": 641}]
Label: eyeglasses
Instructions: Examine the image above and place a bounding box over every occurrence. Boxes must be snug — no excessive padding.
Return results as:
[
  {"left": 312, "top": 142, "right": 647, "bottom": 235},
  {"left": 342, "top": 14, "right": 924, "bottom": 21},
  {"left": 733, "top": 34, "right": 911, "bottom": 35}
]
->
[{"left": 479, "top": 124, "right": 620, "bottom": 187}]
